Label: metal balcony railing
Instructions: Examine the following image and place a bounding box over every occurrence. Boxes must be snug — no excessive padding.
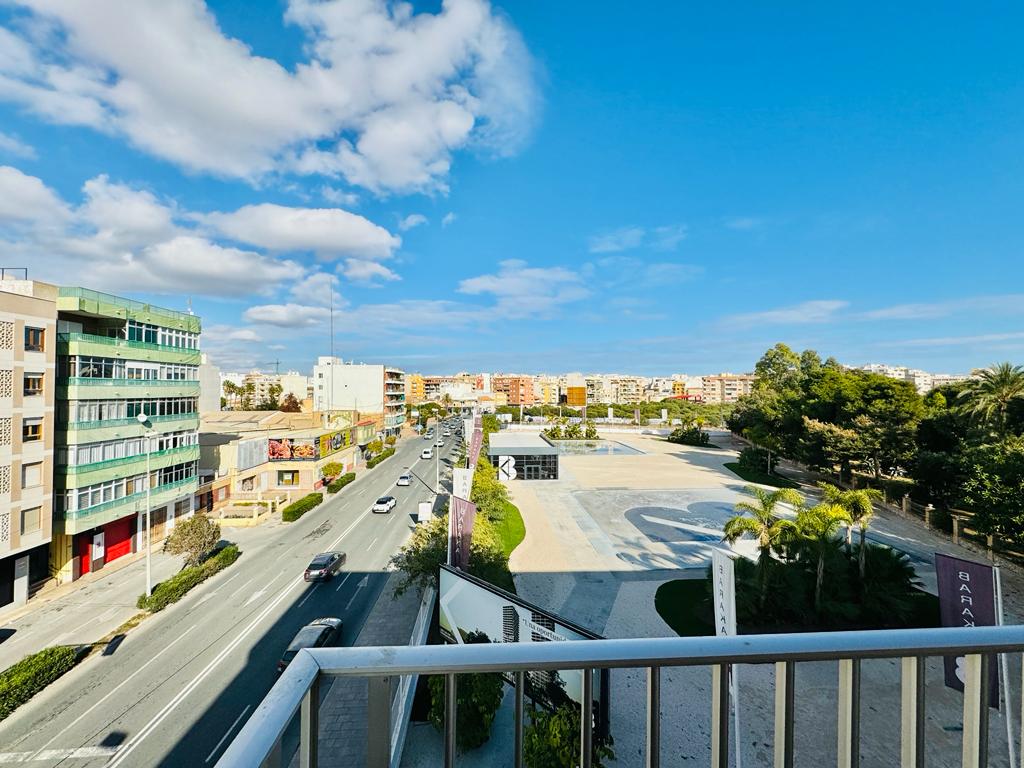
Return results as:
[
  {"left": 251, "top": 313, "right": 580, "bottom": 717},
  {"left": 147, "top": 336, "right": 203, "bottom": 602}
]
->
[{"left": 215, "top": 624, "right": 1024, "bottom": 768}]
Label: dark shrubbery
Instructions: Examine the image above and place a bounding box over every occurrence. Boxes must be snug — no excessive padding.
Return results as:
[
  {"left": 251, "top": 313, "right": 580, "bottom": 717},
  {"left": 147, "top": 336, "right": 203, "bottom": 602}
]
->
[
  {"left": 667, "top": 425, "right": 710, "bottom": 446},
  {"left": 0, "top": 646, "right": 80, "bottom": 721},
  {"left": 281, "top": 492, "right": 324, "bottom": 522},
  {"left": 737, "top": 445, "right": 778, "bottom": 473},
  {"left": 137, "top": 544, "right": 241, "bottom": 612},
  {"left": 327, "top": 472, "right": 356, "bottom": 493},
  {"left": 428, "top": 632, "right": 504, "bottom": 752},
  {"left": 366, "top": 448, "right": 395, "bottom": 469}
]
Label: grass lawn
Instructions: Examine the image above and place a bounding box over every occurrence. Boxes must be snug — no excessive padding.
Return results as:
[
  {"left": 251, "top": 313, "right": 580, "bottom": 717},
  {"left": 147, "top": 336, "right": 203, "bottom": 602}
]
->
[
  {"left": 491, "top": 500, "right": 526, "bottom": 559},
  {"left": 654, "top": 579, "right": 714, "bottom": 637},
  {"left": 724, "top": 462, "right": 800, "bottom": 489}
]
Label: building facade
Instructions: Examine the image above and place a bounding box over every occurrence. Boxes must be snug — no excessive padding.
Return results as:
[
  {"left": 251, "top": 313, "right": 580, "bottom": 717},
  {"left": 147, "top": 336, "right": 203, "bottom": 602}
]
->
[
  {"left": 52, "top": 288, "right": 201, "bottom": 583},
  {"left": 492, "top": 375, "right": 536, "bottom": 406},
  {"left": 701, "top": 373, "right": 756, "bottom": 403},
  {"left": 312, "top": 358, "right": 406, "bottom": 436},
  {"left": 0, "top": 279, "right": 58, "bottom": 608},
  {"left": 405, "top": 373, "right": 426, "bottom": 404}
]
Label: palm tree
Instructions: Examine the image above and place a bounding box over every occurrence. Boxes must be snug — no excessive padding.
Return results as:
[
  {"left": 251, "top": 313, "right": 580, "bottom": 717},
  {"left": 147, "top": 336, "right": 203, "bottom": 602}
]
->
[
  {"left": 817, "top": 483, "right": 883, "bottom": 579},
  {"left": 794, "top": 503, "right": 852, "bottom": 615},
  {"left": 958, "top": 362, "right": 1024, "bottom": 435},
  {"left": 723, "top": 485, "right": 804, "bottom": 608}
]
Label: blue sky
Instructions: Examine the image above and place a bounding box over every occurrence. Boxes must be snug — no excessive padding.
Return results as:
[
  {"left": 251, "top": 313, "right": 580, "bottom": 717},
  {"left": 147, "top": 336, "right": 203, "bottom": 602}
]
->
[{"left": 1, "top": 2, "right": 1021, "bottom": 376}]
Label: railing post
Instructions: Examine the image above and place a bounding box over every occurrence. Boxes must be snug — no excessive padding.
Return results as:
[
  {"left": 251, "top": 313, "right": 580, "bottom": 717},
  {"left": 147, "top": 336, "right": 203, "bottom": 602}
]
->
[
  {"left": 581, "top": 668, "right": 594, "bottom": 768},
  {"left": 444, "top": 674, "right": 457, "bottom": 768},
  {"left": 899, "top": 657, "right": 925, "bottom": 768},
  {"left": 952, "top": 516, "right": 961, "bottom": 546},
  {"left": 299, "top": 675, "right": 319, "bottom": 768},
  {"left": 773, "top": 661, "right": 795, "bottom": 768},
  {"left": 367, "top": 675, "right": 392, "bottom": 768},
  {"left": 837, "top": 658, "right": 860, "bottom": 768},
  {"left": 924, "top": 504, "right": 932, "bottom": 528},
  {"left": 260, "top": 740, "right": 282, "bottom": 768},
  {"left": 646, "top": 666, "right": 660, "bottom": 768},
  {"left": 712, "top": 664, "right": 731, "bottom": 768},
  {"left": 514, "top": 672, "right": 525, "bottom": 768},
  {"left": 962, "top": 654, "right": 990, "bottom": 768}
]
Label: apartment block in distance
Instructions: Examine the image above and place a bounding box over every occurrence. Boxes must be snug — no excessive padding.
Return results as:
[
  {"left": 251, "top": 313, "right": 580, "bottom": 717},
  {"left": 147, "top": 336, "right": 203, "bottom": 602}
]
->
[
  {"left": 312, "top": 358, "right": 406, "bottom": 436},
  {"left": 405, "top": 373, "right": 426, "bottom": 405},
  {"left": 492, "top": 375, "right": 536, "bottom": 406},
  {"left": 701, "top": 372, "right": 757, "bottom": 403},
  {"left": 52, "top": 288, "right": 201, "bottom": 583},
  {"left": 0, "top": 277, "right": 58, "bottom": 608}
]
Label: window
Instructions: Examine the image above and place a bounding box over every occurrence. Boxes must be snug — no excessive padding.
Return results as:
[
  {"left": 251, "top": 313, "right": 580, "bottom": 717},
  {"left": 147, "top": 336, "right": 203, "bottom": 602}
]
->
[
  {"left": 23, "top": 374, "right": 43, "bottom": 396},
  {"left": 21, "top": 462, "right": 42, "bottom": 488},
  {"left": 20, "top": 507, "right": 41, "bottom": 535},
  {"left": 24, "top": 327, "right": 44, "bottom": 352},
  {"left": 278, "top": 470, "right": 300, "bottom": 486},
  {"left": 22, "top": 419, "right": 41, "bottom": 442}
]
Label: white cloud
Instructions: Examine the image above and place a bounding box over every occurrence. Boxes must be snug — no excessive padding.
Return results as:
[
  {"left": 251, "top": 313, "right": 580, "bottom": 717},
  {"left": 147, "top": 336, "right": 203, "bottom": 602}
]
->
[
  {"left": 724, "top": 216, "right": 763, "bottom": 231},
  {"left": 0, "top": 0, "right": 538, "bottom": 193},
  {"left": 650, "top": 224, "right": 688, "bottom": 251},
  {"left": 398, "top": 213, "right": 428, "bottom": 231},
  {"left": 442, "top": 212, "right": 457, "bottom": 227},
  {"left": 860, "top": 295, "right": 1024, "bottom": 321},
  {"left": 588, "top": 226, "right": 645, "bottom": 253},
  {"left": 725, "top": 300, "right": 849, "bottom": 327},
  {"left": 320, "top": 186, "right": 359, "bottom": 206},
  {"left": 0, "top": 131, "right": 36, "bottom": 159},
  {"left": 878, "top": 332, "right": 1024, "bottom": 348},
  {"left": 203, "top": 324, "right": 262, "bottom": 343},
  {"left": 342, "top": 259, "right": 401, "bottom": 283},
  {"left": 203, "top": 203, "right": 399, "bottom": 259},
  {"left": 289, "top": 272, "right": 342, "bottom": 307},
  {"left": 458, "top": 259, "right": 587, "bottom": 318},
  {"left": 243, "top": 302, "right": 331, "bottom": 328},
  {"left": 78, "top": 175, "right": 177, "bottom": 250},
  {"left": 0, "top": 165, "right": 70, "bottom": 222}
]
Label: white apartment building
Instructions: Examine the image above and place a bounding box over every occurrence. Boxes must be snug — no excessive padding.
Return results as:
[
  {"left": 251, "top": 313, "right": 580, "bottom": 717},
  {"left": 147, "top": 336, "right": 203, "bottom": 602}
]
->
[
  {"left": 312, "top": 358, "right": 406, "bottom": 436},
  {"left": 857, "top": 364, "right": 971, "bottom": 395}
]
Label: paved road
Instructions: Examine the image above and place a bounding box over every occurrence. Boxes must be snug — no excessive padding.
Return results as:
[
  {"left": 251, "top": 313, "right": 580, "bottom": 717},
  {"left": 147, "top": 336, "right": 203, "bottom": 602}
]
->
[{"left": 0, "top": 431, "right": 458, "bottom": 767}]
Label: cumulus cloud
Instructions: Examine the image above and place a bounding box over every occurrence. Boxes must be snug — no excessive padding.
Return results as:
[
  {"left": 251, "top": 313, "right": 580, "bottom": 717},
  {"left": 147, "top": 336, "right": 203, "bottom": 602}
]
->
[
  {"left": 288, "top": 271, "right": 342, "bottom": 307},
  {"left": 458, "top": 259, "right": 587, "bottom": 318},
  {"left": 398, "top": 213, "right": 428, "bottom": 231},
  {"left": 441, "top": 212, "right": 457, "bottom": 227},
  {"left": 243, "top": 302, "right": 332, "bottom": 328},
  {"left": 342, "top": 259, "right": 401, "bottom": 283},
  {"left": 0, "top": 165, "right": 70, "bottom": 222},
  {"left": 0, "top": 131, "right": 36, "bottom": 159},
  {"left": 0, "top": 0, "right": 538, "bottom": 193}
]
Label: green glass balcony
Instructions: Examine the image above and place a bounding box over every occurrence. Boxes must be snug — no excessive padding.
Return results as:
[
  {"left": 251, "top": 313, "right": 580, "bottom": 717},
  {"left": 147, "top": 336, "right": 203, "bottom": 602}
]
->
[
  {"left": 58, "top": 332, "right": 201, "bottom": 365},
  {"left": 58, "top": 476, "right": 199, "bottom": 535},
  {"left": 58, "top": 287, "right": 201, "bottom": 334},
  {"left": 61, "top": 444, "right": 200, "bottom": 488},
  {"left": 58, "top": 378, "right": 201, "bottom": 400}
]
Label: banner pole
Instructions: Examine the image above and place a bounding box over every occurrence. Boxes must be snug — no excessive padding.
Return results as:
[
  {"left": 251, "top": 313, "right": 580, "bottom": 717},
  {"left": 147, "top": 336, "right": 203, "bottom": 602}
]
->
[
  {"left": 732, "top": 668, "right": 742, "bottom": 768},
  {"left": 995, "top": 566, "right": 1015, "bottom": 768}
]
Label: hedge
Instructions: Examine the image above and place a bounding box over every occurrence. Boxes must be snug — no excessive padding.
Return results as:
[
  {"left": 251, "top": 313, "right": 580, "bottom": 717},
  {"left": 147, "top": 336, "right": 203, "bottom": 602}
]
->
[
  {"left": 327, "top": 472, "right": 356, "bottom": 494},
  {"left": 137, "top": 544, "right": 241, "bottom": 612},
  {"left": 281, "top": 492, "right": 324, "bottom": 522},
  {"left": 0, "top": 646, "right": 80, "bottom": 721},
  {"left": 366, "top": 448, "right": 395, "bottom": 469}
]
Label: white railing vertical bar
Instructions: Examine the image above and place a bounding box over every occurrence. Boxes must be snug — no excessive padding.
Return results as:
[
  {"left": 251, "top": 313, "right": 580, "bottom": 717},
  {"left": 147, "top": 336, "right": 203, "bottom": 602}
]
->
[
  {"left": 773, "top": 661, "right": 795, "bottom": 768},
  {"left": 514, "top": 671, "right": 525, "bottom": 768},
  {"left": 444, "top": 674, "right": 457, "bottom": 768},
  {"left": 299, "top": 675, "right": 319, "bottom": 768},
  {"left": 261, "top": 739, "right": 282, "bottom": 768},
  {"left": 581, "top": 668, "right": 594, "bottom": 768},
  {"left": 367, "top": 675, "right": 392, "bottom": 768},
  {"left": 646, "top": 666, "right": 660, "bottom": 768},
  {"left": 899, "top": 656, "right": 925, "bottom": 768},
  {"left": 837, "top": 658, "right": 860, "bottom": 768},
  {"left": 961, "top": 653, "right": 989, "bottom": 768},
  {"left": 712, "top": 664, "right": 730, "bottom": 768}
]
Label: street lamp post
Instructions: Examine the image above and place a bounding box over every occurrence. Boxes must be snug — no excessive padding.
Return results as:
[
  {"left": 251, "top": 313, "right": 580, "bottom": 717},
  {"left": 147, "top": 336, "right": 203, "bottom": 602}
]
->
[{"left": 137, "top": 413, "right": 154, "bottom": 598}]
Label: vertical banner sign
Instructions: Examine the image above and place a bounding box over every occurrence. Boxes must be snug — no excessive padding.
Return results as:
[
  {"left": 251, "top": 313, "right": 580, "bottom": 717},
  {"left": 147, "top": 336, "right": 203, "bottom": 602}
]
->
[
  {"left": 711, "top": 549, "right": 737, "bottom": 636},
  {"left": 449, "top": 496, "right": 477, "bottom": 569},
  {"left": 935, "top": 553, "right": 1000, "bottom": 707},
  {"left": 469, "top": 428, "right": 484, "bottom": 467},
  {"left": 463, "top": 418, "right": 473, "bottom": 440},
  {"left": 452, "top": 468, "right": 473, "bottom": 502}
]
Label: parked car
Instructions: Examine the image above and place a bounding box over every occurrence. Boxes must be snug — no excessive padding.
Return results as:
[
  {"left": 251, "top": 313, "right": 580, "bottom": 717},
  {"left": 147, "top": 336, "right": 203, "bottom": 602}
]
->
[
  {"left": 277, "top": 618, "right": 343, "bottom": 672},
  {"left": 304, "top": 551, "right": 346, "bottom": 582},
  {"left": 372, "top": 495, "right": 397, "bottom": 513},
  {"left": 397, "top": 473, "right": 412, "bottom": 486},
  {"left": 421, "top": 448, "right": 433, "bottom": 459}
]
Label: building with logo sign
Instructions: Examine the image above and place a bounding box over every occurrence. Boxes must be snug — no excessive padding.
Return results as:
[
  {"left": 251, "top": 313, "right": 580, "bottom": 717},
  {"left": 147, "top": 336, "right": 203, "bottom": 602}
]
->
[{"left": 486, "top": 432, "right": 559, "bottom": 481}]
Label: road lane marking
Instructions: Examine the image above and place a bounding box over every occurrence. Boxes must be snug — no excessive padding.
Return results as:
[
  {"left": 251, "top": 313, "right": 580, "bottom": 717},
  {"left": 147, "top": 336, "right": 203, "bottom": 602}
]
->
[
  {"left": 345, "top": 576, "right": 369, "bottom": 611},
  {"left": 230, "top": 575, "right": 257, "bottom": 600},
  {"left": 368, "top": 537, "right": 379, "bottom": 550},
  {"left": 204, "top": 705, "right": 251, "bottom": 764},
  {"left": 0, "top": 746, "right": 120, "bottom": 762},
  {"left": 26, "top": 626, "right": 198, "bottom": 759},
  {"left": 242, "top": 588, "right": 267, "bottom": 608},
  {"left": 334, "top": 572, "right": 352, "bottom": 592},
  {"left": 296, "top": 583, "right": 319, "bottom": 608}
]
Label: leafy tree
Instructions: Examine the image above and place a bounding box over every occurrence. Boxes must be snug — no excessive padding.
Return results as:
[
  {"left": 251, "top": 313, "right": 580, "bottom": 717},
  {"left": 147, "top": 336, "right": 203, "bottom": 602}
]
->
[
  {"left": 385, "top": 434, "right": 397, "bottom": 446},
  {"left": 667, "top": 425, "right": 710, "bottom": 446},
  {"left": 958, "top": 362, "right": 1024, "bottom": 435},
  {"left": 738, "top": 446, "right": 778, "bottom": 474},
  {"left": 523, "top": 704, "right": 614, "bottom": 768},
  {"left": 241, "top": 381, "right": 255, "bottom": 410},
  {"left": 754, "top": 343, "right": 802, "bottom": 393},
  {"left": 321, "top": 461, "right": 344, "bottom": 479},
  {"left": 793, "top": 503, "right": 852, "bottom": 615},
  {"left": 723, "top": 485, "right": 804, "bottom": 608},
  {"left": 279, "top": 392, "right": 302, "bottom": 412},
  {"left": 817, "top": 483, "right": 882, "bottom": 578},
  {"left": 366, "top": 439, "right": 384, "bottom": 455},
  {"left": 428, "top": 631, "right": 504, "bottom": 752},
  {"left": 959, "top": 437, "right": 1024, "bottom": 541},
  {"left": 163, "top": 514, "right": 222, "bottom": 567}
]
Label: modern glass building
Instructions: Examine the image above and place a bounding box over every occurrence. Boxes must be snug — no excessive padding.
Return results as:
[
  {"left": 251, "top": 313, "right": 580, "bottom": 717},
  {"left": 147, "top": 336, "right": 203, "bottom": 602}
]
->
[
  {"left": 486, "top": 432, "right": 559, "bottom": 480},
  {"left": 51, "top": 288, "right": 201, "bottom": 582}
]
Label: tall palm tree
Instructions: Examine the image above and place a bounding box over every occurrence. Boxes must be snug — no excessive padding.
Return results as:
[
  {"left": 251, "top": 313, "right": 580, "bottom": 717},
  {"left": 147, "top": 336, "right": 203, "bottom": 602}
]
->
[
  {"left": 723, "top": 485, "right": 804, "bottom": 608},
  {"left": 817, "top": 483, "right": 883, "bottom": 579},
  {"left": 794, "top": 503, "right": 853, "bottom": 615},
  {"left": 958, "top": 362, "right": 1024, "bottom": 435}
]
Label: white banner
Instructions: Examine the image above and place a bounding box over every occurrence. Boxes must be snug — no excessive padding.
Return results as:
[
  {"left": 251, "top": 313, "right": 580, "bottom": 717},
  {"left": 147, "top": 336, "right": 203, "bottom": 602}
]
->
[
  {"left": 453, "top": 468, "right": 473, "bottom": 501},
  {"left": 711, "top": 548, "right": 736, "bottom": 637}
]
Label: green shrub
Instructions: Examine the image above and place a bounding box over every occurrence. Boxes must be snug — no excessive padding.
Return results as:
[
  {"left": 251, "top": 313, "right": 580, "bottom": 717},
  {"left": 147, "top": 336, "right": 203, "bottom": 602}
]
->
[
  {"left": 667, "top": 425, "right": 710, "bottom": 446},
  {"left": 321, "top": 461, "right": 344, "bottom": 479},
  {"left": 281, "top": 492, "right": 324, "bottom": 522},
  {"left": 385, "top": 435, "right": 397, "bottom": 446},
  {"left": 428, "top": 632, "right": 503, "bottom": 752},
  {"left": 0, "top": 646, "right": 80, "bottom": 721},
  {"left": 738, "top": 445, "right": 778, "bottom": 473},
  {"left": 366, "top": 448, "right": 395, "bottom": 469},
  {"left": 523, "top": 704, "right": 614, "bottom": 768},
  {"left": 137, "top": 544, "right": 241, "bottom": 612},
  {"left": 327, "top": 472, "right": 356, "bottom": 493}
]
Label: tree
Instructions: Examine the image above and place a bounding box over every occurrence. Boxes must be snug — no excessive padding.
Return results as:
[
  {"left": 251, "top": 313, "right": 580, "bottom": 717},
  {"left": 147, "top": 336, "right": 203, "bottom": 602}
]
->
[
  {"left": 754, "top": 343, "right": 802, "bottom": 393},
  {"left": 321, "top": 462, "right": 344, "bottom": 479},
  {"left": 523, "top": 704, "right": 614, "bottom": 768},
  {"left": 584, "top": 420, "right": 599, "bottom": 440},
  {"left": 958, "top": 362, "right": 1024, "bottom": 435},
  {"left": 279, "top": 392, "right": 302, "bottom": 412},
  {"left": 366, "top": 439, "right": 384, "bottom": 455},
  {"left": 793, "top": 503, "right": 852, "bottom": 615},
  {"left": 163, "top": 514, "right": 222, "bottom": 567},
  {"left": 428, "top": 631, "right": 504, "bottom": 752},
  {"left": 385, "top": 434, "right": 397, "bottom": 446},
  {"left": 723, "top": 485, "right": 804, "bottom": 608},
  {"left": 241, "top": 381, "right": 255, "bottom": 410},
  {"left": 818, "top": 483, "right": 882, "bottom": 579}
]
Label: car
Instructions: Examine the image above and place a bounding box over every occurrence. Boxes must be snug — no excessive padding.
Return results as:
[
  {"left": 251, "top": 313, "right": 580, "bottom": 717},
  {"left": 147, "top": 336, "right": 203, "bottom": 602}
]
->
[
  {"left": 304, "top": 551, "right": 346, "bottom": 582},
  {"left": 277, "top": 617, "right": 343, "bottom": 672},
  {"left": 397, "top": 473, "right": 412, "bottom": 486},
  {"left": 443, "top": 430, "right": 451, "bottom": 437},
  {"left": 435, "top": 438, "right": 445, "bottom": 448},
  {"left": 372, "top": 495, "right": 397, "bottom": 513},
  {"left": 424, "top": 432, "right": 433, "bottom": 440},
  {"left": 421, "top": 448, "right": 433, "bottom": 459}
]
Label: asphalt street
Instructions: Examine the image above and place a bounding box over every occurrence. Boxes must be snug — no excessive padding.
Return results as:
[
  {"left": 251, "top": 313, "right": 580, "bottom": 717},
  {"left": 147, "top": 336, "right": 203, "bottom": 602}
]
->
[{"left": 0, "top": 429, "right": 458, "bottom": 767}]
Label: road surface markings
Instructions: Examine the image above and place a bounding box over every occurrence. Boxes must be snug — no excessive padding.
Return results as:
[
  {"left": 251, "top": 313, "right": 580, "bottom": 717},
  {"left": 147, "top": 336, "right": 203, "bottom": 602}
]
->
[
  {"left": 204, "top": 705, "right": 252, "bottom": 764},
  {"left": 0, "top": 746, "right": 120, "bottom": 762},
  {"left": 242, "top": 588, "right": 268, "bottom": 608},
  {"left": 296, "top": 583, "right": 319, "bottom": 609},
  {"left": 230, "top": 575, "right": 258, "bottom": 600},
  {"left": 24, "top": 626, "right": 198, "bottom": 760},
  {"left": 368, "top": 537, "right": 379, "bottom": 550},
  {"left": 345, "top": 576, "right": 369, "bottom": 611},
  {"left": 334, "top": 572, "right": 352, "bottom": 592},
  {"left": 193, "top": 591, "right": 218, "bottom": 609},
  {"left": 216, "top": 569, "right": 245, "bottom": 591}
]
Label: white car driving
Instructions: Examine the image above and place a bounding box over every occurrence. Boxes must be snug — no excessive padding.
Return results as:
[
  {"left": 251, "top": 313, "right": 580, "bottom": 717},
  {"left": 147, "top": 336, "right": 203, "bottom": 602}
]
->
[
  {"left": 434, "top": 438, "right": 444, "bottom": 448},
  {"left": 397, "top": 473, "right": 412, "bottom": 486},
  {"left": 372, "top": 496, "right": 397, "bottom": 514},
  {"left": 421, "top": 448, "right": 433, "bottom": 460}
]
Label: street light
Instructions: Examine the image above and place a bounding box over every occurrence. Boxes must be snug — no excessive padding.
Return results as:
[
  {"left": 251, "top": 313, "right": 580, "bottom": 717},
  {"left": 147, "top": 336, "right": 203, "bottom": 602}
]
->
[{"left": 137, "top": 412, "right": 154, "bottom": 598}]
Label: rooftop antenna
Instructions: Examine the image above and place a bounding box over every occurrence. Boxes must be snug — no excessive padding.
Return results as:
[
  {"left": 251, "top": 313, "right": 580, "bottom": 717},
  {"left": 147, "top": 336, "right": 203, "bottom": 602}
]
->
[{"left": 186, "top": 297, "right": 193, "bottom": 315}]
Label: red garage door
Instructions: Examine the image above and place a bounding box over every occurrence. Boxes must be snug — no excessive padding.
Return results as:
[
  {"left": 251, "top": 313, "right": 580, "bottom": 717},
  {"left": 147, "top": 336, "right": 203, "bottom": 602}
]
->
[{"left": 104, "top": 517, "right": 133, "bottom": 564}]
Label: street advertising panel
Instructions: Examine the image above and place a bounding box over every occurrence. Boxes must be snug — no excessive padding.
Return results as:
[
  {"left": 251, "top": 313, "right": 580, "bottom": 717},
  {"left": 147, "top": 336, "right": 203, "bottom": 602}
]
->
[
  {"left": 418, "top": 501, "right": 433, "bottom": 523},
  {"left": 474, "top": 415, "right": 482, "bottom": 429},
  {"left": 268, "top": 437, "right": 318, "bottom": 461},
  {"left": 468, "top": 428, "right": 483, "bottom": 467},
  {"left": 438, "top": 565, "right": 610, "bottom": 738},
  {"left": 452, "top": 468, "right": 473, "bottom": 501},
  {"left": 711, "top": 549, "right": 737, "bottom": 637},
  {"left": 935, "top": 553, "right": 999, "bottom": 707},
  {"left": 449, "top": 496, "right": 476, "bottom": 570},
  {"left": 237, "top": 437, "right": 268, "bottom": 471},
  {"left": 318, "top": 429, "right": 352, "bottom": 458}
]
